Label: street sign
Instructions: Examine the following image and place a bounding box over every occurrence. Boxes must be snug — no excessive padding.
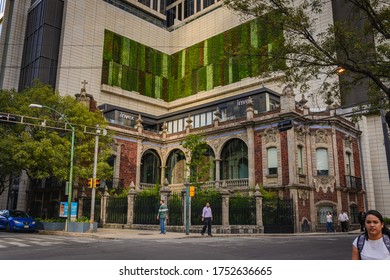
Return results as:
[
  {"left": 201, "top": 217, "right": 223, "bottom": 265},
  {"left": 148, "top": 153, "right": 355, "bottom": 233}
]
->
[{"left": 60, "top": 202, "right": 78, "bottom": 218}]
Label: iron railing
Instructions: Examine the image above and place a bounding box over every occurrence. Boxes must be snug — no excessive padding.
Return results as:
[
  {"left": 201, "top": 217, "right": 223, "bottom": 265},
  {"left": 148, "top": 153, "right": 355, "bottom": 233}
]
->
[
  {"left": 345, "top": 175, "right": 362, "bottom": 191},
  {"left": 106, "top": 197, "right": 127, "bottom": 224}
]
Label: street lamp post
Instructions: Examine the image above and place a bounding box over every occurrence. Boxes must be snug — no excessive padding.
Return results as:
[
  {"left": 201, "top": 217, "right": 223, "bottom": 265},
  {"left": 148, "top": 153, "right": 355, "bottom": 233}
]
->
[{"left": 29, "top": 104, "right": 75, "bottom": 232}]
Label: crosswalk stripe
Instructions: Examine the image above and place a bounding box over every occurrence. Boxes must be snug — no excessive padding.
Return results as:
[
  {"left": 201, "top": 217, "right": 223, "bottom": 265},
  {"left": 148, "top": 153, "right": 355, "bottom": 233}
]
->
[{"left": 6, "top": 241, "right": 30, "bottom": 247}]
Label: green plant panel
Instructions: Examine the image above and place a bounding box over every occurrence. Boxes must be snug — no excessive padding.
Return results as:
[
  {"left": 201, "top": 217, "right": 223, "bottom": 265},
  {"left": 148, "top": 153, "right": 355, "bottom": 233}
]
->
[
  {"left": 121, "top": 37, "right": 130, "bottom": 66},
  {"left": 162, "top": 54, "right": 169, "bottom": 78},
  {"left": 154, "top": 76, "right": 162, "bottom": 99},
  {"left": 102, "top": 17, "right": 285, "bottom": 101},
  {"left": 198, "top": 66, "right": 207, "bottom": 92},
  {"left": 213, "top": 62, "right": 221, "bottom": 88},
  {"left": 206, "top": 64, "right": 213, "bottom": 91},
  {"left": 122, "top": 65, "right": 130, "bottom": 91},
  {"left": 112, "top": 62, "right": 122, "bottom": 87},
  {"left": 103, "top": 30, "right": 113, "bottom": 61},
  {"left": 129, "top": 40, "right": 138, "bottom": 69},
  {"left": 101, "top": 60, "right": 110, "bottom": 85},
  {"left": 145, "top": 73, "right": 153, "bottom": 97},
  {"left": 250, "top": 20, "right": 259, "bottom": 48},
  {"left": 113, "top": 34, "right": 122, "bottom": 63},
  {"left": 139, "top": 44, "right": 145, "bottom": 72},
  {"left": 129, "top": 69, "right": 139, "bottom": 92},
  {"left": 192, "top": 70, "right": 199, "bottom": 94}
]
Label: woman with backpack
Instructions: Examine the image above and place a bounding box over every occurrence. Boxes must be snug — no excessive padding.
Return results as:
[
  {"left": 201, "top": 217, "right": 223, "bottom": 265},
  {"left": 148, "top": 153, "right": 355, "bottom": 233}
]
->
[{"left": 352, "top": 210, "right": 390, "bottom": 260}]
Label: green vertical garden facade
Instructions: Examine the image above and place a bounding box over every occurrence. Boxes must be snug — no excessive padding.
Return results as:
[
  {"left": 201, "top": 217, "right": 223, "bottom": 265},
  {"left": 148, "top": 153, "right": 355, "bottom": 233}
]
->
[{"left": 101, "top": 18, "right": 285, "bottom": 102}]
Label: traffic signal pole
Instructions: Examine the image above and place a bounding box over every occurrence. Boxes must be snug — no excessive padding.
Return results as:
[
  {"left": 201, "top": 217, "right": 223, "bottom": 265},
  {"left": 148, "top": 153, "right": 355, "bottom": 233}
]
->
[{"left": 89, "top": 126, "right": 100, "bottom": 232}]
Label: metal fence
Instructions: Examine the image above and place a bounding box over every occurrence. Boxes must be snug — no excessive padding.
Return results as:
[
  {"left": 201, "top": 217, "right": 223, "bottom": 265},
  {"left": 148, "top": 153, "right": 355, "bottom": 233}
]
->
[
  {"left": 229, "top": 196, "right": 256, "bottom": 225},
  {"left": 133, "top": 195, "right": 160, "bottom": 224},
  {"left": 263, "top": 198, "right": 294, "bottom": 233},
  {"left": 191, "top": 195, "right": 222, "bottom": 225},
  {"left": 106, "top": 197, "right": 127, "bottom": 224},
  {"left": 168, "top": 193, "right": 183, "bottom": 226},
  {"left": 82, "top": 198, "right": 101, "bottom": 223}
]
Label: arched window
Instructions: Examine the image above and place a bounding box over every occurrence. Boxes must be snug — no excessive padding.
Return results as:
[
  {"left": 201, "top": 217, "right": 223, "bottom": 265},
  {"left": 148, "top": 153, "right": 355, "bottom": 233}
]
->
[
  {"left": 267, "top": 147, "right": 278, "bottom": 175},
  {"left": 190, "top": 145, "right": 216, "bottom": 182},
  {"left": 316, "top": 148, "right": 329, "bottom": 176},
  {"left": 165, "top": 149, "right": 186, "bottom": 184},
  {"left": 140, "top": 150, "right": 161, "bottom": 184},
  {"left": 220, "top": 139, "right": 248, "bottom": 180},
  {"left": 318, "top": 205, "right": 335, "bottom": 224}
]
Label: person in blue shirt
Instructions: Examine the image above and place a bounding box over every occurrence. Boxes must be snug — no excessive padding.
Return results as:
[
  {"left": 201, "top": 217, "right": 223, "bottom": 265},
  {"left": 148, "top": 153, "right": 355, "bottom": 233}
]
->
[
  {"left": 157, "top": 200, "right": 168, "bottom": 234},
  {"left": 201, "top": 202, "right": 213, "bottom": 236}
]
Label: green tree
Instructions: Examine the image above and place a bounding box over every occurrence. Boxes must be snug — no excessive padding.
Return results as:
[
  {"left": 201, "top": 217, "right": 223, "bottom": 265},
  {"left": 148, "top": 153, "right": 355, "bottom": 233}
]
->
[
  {"left": 223, "top": 0, "right": 389, "bottom": 105},
  {"left": 180, "top": 134, "right": 214, "bottom": 189},
  {"left": 0, "top": 84, "right": 113, "bottom": 199}
]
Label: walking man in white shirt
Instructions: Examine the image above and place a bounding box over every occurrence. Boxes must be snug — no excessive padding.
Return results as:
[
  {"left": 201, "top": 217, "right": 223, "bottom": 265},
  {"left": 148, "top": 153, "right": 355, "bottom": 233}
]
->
[
  {"left": 338, "top": 210, "right": 349, "bottom": 232},
  {"left": 201, "top": 202, "right": 213, "bottom": 236}
]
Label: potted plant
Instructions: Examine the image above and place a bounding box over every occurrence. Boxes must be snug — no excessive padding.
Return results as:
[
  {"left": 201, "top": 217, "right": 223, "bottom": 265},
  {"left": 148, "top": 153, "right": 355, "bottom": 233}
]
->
[
  {"left": 68, "top": 216, "right": 97, "bottom": 233},
  {"left": 35, "top": 218, "right": 66, "bottom": 231}
]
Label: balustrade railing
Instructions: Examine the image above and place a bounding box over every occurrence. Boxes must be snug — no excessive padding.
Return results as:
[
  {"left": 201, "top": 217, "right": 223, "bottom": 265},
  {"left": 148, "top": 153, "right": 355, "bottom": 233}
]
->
[{"left": 345, "top": 175, "right": 362, "bottom": 191}]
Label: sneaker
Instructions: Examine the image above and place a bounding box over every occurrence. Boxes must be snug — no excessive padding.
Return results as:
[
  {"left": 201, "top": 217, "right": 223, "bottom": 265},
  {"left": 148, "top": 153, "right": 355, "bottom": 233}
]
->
[
  {"left": 208, "top": 234, "right": 213, "bottom": 236},
  {"left": 201, "top": 233, "right": 204, "bottom": 236}
]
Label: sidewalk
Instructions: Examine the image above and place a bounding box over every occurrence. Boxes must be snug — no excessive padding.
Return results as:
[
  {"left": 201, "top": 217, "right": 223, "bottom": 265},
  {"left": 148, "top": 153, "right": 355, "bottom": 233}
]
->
[{"left": 38, "top": 227, "right": 362, "bottom": 240}]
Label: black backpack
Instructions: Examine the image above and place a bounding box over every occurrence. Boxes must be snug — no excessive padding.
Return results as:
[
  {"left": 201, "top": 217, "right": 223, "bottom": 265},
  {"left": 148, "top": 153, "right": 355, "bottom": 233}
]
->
[{"left": 357, "top": 233, "right": 390, "bottom": 259}]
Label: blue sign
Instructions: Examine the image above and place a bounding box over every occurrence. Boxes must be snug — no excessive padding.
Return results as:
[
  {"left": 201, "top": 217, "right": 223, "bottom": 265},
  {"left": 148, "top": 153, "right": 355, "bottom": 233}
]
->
[{"left": 60, "top": 202, "right": 78, "bottom": 218}]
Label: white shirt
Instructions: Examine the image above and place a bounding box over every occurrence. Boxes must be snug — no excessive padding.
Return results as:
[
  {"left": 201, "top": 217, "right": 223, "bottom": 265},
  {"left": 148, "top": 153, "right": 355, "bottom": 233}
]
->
[
  {"left": 326, "top": 214, "right": 332, "bottom": 223},
  {"left": 352, "top": 237, "right": 390, "bottom": 260},
  {"left": 338, "top": 213, "right": 349, "bottom": 222}
]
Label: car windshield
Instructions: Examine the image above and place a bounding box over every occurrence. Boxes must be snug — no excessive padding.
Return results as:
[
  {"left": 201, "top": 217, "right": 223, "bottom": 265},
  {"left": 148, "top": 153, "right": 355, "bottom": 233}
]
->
[{"left": 9, "top": 210, "right": 29, "bottom": 218}]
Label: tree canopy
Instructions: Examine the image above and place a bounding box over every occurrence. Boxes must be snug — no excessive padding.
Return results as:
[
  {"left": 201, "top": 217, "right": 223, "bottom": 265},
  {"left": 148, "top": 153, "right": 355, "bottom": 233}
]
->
[
  {"left": 0, "top": 84, "right": 113, "bottom": 196},
  {"left": 180, "top": 134, "right": 214, "bottom": 188},
  {"left": 223, "top": 0, "right": 389, "bottom": 107}
]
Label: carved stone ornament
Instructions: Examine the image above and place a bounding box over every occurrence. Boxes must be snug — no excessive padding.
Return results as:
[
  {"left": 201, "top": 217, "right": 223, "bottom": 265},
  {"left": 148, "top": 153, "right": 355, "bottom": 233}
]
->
[
  {"left": 315, "top": 129, "right": 328, "bottom": 144},
  {"left": 210, "top": 137, "right": 224, "bottom": 151},
  {"left": 264, "top": 128, "right": 277, "bottom": 144},
  {"left": 296, "top": 125, "right": 307, "bottom": 142},
  {"left": 344, "top": 135, "right": 352, "bottom": 149},
  {"left": 282, "top": 84, "right": 295, "bottom": 98},
  {"left": 313, "top": 176, "right": 335, "bottom": 193},
  {"left": 298, "top": 189, "right": 309, "bottom": 206}
]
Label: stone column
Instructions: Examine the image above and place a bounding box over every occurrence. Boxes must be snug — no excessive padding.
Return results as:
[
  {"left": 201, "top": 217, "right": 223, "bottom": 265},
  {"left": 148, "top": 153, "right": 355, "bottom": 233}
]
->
[
  {"left": 126, "top": 182, "right": 137, "bottom": 228},
  {"left": 221, "top": 189, "right": 230, "bottom": 228},
  {"left": 215, "top": 158, "right": 221, "bottom": 188},
  {"left": 160, "top": 179, "right": 171, "bottom": 209},
  {"left": 135, "top": 115, "right": 143, "bottom": 189},
  {"left": 254, "top": 184, "right": 264, "bottom": 231},
  {"left": 101, "top": 186, "right": 110, "bottom": 226}
]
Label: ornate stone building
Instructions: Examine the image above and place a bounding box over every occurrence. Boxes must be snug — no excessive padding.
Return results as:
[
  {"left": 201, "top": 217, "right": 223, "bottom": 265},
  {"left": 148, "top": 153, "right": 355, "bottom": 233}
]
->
[{"left": 102, "top": 85, "right": 364, "bottom": 232}]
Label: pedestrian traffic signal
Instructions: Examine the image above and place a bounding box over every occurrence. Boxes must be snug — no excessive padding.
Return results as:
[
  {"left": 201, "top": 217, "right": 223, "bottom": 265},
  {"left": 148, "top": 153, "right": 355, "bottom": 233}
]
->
[
  {"left": 88, "top": 178, "right": 93, "bottom": 188},
  {"left": 94, "top": 179, "right": 101, "bottom": 188}
]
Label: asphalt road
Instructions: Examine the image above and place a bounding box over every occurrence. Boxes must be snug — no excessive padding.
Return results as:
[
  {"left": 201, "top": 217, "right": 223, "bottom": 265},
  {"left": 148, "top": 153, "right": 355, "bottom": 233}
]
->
[{"left": 0, "top": 231, "right": 358, "bottom": 260}]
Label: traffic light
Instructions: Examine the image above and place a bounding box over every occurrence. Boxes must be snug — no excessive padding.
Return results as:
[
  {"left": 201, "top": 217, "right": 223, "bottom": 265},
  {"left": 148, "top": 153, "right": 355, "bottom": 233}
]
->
[
  {"left": 190, "top": 186, "right": 195, "bottom": 197},
  {"left": 88, "top": 178, "right": 93, "bottom": 188},
  {"left": 94, "top": 178, "right": 101, "bottom": 188}
]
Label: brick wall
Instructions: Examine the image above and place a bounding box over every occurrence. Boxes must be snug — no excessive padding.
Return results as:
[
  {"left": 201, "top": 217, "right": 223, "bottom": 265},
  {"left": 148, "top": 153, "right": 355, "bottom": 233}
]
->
[
  {"left": 117, "top": 139, "right": 137, "bottom": 187},
  {"left": 254, "top": 133, "right": 263, "bottom": 185}
]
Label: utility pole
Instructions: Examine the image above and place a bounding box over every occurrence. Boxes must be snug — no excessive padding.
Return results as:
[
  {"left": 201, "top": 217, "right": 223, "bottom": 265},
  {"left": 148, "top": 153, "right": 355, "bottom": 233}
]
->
[
  {"left": 184, "top": 179, "right": 190, "bottom": 235},
  {"left": 89, "top": 125, "right": 106, "bottom": 232}
]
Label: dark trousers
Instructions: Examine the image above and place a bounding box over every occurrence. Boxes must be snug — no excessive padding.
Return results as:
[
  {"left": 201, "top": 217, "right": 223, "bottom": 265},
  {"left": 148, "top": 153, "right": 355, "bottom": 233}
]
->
[
  {"left": 341, "top": 221, "right": 348, "bottom": 232},
  {"left": 201, "top": 217, "right": 212, "bottom": 235}
]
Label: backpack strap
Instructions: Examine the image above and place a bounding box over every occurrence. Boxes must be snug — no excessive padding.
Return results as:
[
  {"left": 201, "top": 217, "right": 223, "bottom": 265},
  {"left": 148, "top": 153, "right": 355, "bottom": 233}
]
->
[
  {"left": 383, "top": 234, "right": 390, "bottom": 253},
  {"left": 357, "top": 234, "right": 365, "bottom": 260}
]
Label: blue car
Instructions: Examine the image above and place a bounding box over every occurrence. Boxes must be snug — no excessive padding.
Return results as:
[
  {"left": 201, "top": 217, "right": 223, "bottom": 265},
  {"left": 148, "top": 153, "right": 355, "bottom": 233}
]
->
[{"left": 0, "top": 210, "right": 37, "bottom": 232}]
